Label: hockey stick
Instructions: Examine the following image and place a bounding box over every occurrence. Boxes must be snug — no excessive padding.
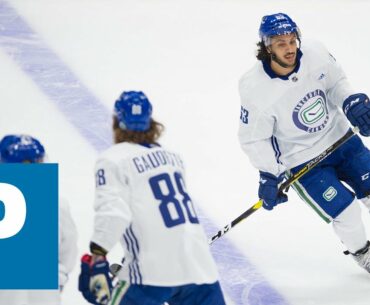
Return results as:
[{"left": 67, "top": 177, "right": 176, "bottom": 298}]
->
[
  {"left": 208, "top": 127, "right": 359, "bottom": 244},
  {"left": 109, "top": 263, "right": 122, "bottom": 277}
]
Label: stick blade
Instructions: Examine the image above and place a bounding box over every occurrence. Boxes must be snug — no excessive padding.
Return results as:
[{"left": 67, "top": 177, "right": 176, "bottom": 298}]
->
[{"left": 109, "top": 263, "right": 122, "bottom": 276}]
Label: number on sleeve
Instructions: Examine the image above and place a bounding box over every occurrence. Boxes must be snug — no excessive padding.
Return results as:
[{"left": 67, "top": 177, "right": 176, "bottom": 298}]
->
[{"left": 96, "top": 169, "right": 106, "bottom": 186}]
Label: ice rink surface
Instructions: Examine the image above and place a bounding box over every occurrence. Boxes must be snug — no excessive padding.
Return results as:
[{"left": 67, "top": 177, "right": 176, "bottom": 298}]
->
[{"left": 1, "top": 0, "right": 370, "bottom": 304}]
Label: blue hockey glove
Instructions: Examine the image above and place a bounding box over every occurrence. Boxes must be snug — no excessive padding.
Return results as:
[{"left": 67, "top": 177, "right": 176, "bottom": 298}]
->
[
  {"left": 343, "top": 93, "right": 370, "bottom": 136},
  {"left": 78, "top": 254, "right": 112, "bottom": 305},
  {"left": 258, "top": 171, "right": 288, "bottom": 210}
]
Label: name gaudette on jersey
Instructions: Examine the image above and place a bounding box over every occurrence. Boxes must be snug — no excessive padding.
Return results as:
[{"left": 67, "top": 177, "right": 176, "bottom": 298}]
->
[{"left": 132, "top": 148, "right": 184, "bottom": 174}]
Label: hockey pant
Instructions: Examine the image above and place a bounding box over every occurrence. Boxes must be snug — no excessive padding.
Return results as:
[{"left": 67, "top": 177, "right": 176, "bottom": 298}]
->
[{"left": 288, "top": 134, "right": 370, "bottom": 252}]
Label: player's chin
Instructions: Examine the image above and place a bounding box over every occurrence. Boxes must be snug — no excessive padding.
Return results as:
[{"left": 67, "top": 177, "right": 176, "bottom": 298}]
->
[{"left": 283, "top": 56, "right": 296, "bottom": 67}]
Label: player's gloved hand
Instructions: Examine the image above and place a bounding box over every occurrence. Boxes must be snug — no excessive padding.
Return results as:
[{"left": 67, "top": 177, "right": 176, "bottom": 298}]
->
[
  {"left": 343, "top": 93, "right": 370, "bottom": 136},
  {"left": 78, "top": 254, "right": 112, "bottom": 305},
  {"left": 258, "top": 171, "right": 288, "bottom": 210}
]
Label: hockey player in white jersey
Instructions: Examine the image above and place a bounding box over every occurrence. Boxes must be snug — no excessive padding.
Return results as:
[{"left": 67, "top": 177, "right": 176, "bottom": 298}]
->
[
  {"left": 0, "top": 134, "right": 78, "bottom": 305},
  {"left": 238, "top": 13, "right": 370, "bottom": 273},
  {"left": 78, "top": 91, "right": 226, "bottom": 305}
]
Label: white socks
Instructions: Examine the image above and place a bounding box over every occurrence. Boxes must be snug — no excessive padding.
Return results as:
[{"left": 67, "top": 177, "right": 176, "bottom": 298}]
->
[{"left": 332, "top": 199, "right": 368, "bottom": 253}]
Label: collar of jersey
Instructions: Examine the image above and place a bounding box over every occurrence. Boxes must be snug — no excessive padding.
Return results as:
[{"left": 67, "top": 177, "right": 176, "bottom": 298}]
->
[
  {"left": 262, "top": 49, "right": 303, "bottom": 80},
  {"left": 139, "top": 142, "right": 161, "bottom": 148}
]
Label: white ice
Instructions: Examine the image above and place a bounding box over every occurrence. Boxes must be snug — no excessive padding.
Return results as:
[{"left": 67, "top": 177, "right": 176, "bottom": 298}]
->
[{"left": 1, "top": 0, "right": 370, "bottom": 304}]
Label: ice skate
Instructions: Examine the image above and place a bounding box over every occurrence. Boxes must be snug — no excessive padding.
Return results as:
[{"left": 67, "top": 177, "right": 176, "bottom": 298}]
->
[{"left": 346, "top": 241, "right": 370, "bottom": 273}]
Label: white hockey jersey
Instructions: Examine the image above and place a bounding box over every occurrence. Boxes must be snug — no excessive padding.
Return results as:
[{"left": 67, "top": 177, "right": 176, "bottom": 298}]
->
[
  {"left": 238, "top": 40, "right": 355, "bottom": 176},
  {"left": 0, "top": 198, "right": 78, "bottom": 305},
  {"left": 91, "top": 143, "right": 219, "bottom": 286}
]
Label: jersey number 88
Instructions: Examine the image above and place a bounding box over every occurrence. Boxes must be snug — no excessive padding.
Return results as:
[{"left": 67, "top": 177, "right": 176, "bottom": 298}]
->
[{"left": 149, "top": 172, "right": 199, "bottom": 228}]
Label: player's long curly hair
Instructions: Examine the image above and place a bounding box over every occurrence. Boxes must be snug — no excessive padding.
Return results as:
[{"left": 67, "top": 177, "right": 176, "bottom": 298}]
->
[
  {"left": 113, "top": 116, "right": 164, "bottom": 145},
  {"left": 256, "top": 41, "right": 271, "bottom": 62}
]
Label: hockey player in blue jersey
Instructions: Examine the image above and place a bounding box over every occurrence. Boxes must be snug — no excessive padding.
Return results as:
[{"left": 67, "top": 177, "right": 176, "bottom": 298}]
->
[
  {"left": 0, "top": 134, "right": 78, "bottom": 305},
  {"left": 238, "top": 13, "right": 370, "bottom": 273},
  {"left": 78, "top": 91, "right": 226, "bottom": 305}
]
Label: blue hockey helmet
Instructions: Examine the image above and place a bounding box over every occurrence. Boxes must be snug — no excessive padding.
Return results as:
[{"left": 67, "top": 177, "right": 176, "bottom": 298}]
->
[
  {"left": 0, "top": 134, "right": 45, "bottom": 163},
  {"left": 114, "top": 91, "right": 153, "bottom": 132},
  {"left": 259, "top": 13, "right": 300, "bottom": 45}
]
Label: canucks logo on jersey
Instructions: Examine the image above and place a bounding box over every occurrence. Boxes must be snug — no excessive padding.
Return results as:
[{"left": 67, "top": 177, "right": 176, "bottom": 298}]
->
[{"left": 292, "top": 89, "right": 329, "bottom": 133}]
